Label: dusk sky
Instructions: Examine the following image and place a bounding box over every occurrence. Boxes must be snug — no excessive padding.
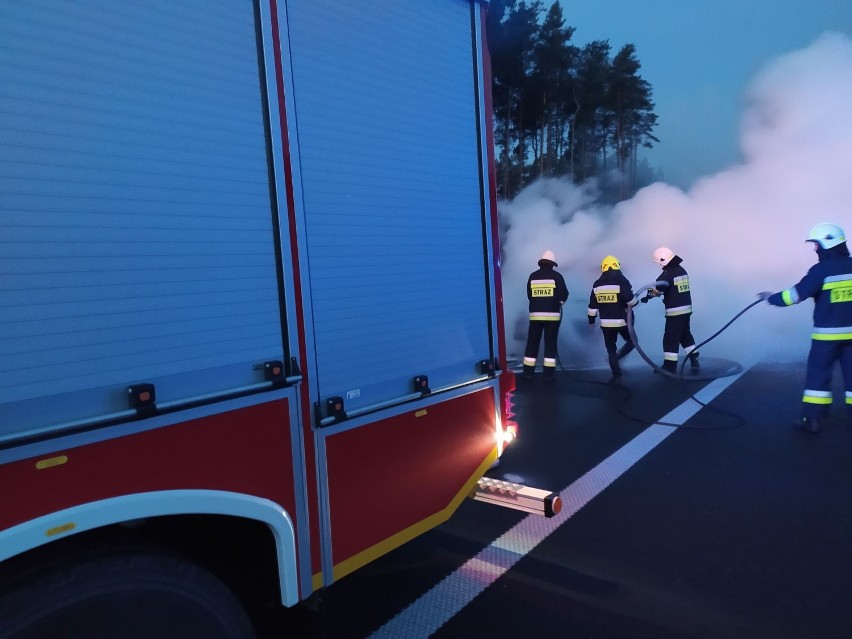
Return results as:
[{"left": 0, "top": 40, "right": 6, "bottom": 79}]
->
[{"left": 561, "top": 0, "right": 852, "bottom": 189}]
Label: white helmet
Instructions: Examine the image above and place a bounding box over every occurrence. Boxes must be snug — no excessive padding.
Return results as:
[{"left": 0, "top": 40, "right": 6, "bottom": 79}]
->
[
  {"left": 807, "top": 223, "right": 846, "bottom": 249},
  {"left": 653, "top": 247, "right": 674, "bottom": 267},
  {"left": 539, "top": 250, "right": 558, "bottom": 266}
]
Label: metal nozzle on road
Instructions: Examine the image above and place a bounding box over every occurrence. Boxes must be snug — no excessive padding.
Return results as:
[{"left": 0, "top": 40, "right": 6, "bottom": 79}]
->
[{"left": 471, "top": 477, "right": 562, "bottom": 518}]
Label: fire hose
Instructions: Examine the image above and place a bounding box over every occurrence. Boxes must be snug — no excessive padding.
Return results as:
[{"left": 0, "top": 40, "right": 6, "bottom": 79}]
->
[
  {"left": 615, "top": 283, "right": 767, "bottom": 428},
  {"left": 547, "top": 283, "right": 768, "bottom": 428},
  {"left": 626, "top": 281, "right": 766, "bottom": 381}
]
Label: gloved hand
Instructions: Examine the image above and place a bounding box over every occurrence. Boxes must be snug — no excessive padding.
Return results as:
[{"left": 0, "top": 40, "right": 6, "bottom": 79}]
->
[
  {"left": 640, "top": 294, "right": 651, "bottom": 303},
  {"left": 588, "top": 316, "right": 596, "bottom": 325},
  {"left": 756, "top": 291, "right": 773, "bottom": 301}
]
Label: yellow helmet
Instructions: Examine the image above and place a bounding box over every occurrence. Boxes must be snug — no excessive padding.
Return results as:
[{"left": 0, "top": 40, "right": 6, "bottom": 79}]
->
[{"left": 601, "top": 255, "right": 620, "bottom": 271}]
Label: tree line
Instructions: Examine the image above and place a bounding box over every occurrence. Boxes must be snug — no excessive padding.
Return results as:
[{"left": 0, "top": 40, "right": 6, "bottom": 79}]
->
[{"left": 486, "top": 0, "right": 659, "bottom": 201}]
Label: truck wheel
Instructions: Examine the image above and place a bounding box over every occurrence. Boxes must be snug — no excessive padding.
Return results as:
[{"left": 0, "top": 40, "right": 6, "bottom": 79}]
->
[{"left": 0, "top": 547, "right": 257, "bottom": 639}]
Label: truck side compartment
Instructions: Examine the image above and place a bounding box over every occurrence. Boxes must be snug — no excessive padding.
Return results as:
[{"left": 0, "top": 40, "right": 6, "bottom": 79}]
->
[{"left": 0, "top": 0, "right": 509, "bottom": 634}]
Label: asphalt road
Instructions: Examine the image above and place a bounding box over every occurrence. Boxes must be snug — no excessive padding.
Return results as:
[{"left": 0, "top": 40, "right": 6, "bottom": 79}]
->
[{"left": 264, "top": 358, "right": 852, "bottom": 638}]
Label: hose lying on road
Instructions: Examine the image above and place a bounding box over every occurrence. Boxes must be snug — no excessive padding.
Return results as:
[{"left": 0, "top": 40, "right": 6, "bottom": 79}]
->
[
  {"left": 613, "top": 284, "right": 765, "bottom": 429},
  {"left": 537, "top": 285, "right": 766, "bottom": 428},
  {"left": 626, "top": 281, "right": 765, "bottom": 382}
]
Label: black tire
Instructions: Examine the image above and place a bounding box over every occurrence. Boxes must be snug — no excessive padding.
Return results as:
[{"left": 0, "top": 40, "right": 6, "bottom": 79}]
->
[{"left": 0, "top": 546, "right": 257, "bottom": 639}]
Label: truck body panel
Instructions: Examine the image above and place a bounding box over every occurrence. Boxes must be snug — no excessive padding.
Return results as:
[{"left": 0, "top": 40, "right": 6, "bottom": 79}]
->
[
  {"left": 283, "top": 0, "right": 496, "bottom": 413},
  {"left": 0, "top": 0, "right": 508, "bottom": 615}
]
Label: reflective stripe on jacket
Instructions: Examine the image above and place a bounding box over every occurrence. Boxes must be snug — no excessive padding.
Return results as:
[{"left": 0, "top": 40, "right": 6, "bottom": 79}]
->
[
  {"left": 587, "top": 270, "right": 634, "bottom": 328},
  {"left": 527, "top": 265, "right": 569, "bottom": 321},
  {"left": 768, "top": 250, "right": 852, "bottom": 339},
  {"left": 656, "top": 256, "right": 692, "bottom": 317}
]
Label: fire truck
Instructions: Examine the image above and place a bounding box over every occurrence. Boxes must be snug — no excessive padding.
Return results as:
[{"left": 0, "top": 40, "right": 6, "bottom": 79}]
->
[{"left": 0, "top": 1, "right": 558, "bottom": 636}]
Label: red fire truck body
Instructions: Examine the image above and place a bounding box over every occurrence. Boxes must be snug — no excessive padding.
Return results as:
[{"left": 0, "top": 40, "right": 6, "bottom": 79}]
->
[{"left": 0, "top": 0, "right": 514, "bottom": 632}]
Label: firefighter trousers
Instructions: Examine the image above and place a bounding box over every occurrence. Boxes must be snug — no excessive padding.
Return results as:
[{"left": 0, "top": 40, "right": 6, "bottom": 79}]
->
[
  {"left": 802, "top": 339, "right": 852, "bottom": 419},
  {"left": 602, "top": 327, "right": 633, "bottom": 376},
  {"left": 523, "top": 320, "right": 560, "bottom": 379},
  {"left": 662, "top": 314, "right": 696, "bottom": 373}
]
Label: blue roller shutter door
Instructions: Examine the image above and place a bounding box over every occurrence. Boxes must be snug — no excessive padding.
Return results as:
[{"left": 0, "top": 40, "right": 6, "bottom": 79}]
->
[
  {"left": 0, "top": 1, "right": 286, "bottom": 438},
  {"left": 285, "top": 0, "right": 492, "bottom": 413}
]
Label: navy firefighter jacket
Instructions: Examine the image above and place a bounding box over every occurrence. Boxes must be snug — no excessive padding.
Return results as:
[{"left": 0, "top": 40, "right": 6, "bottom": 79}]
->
[
  {"left": 527, "top": 263, "right": 569, "bottom": 321},
  {"left": 768, "top": 249, "right": 852, "bottom": 339},
  {"left": 656, "top": 255, "right": 692, "bottom": 317},
  {"left": 587, "top": 269, "right": 634, "bottom": 328}
]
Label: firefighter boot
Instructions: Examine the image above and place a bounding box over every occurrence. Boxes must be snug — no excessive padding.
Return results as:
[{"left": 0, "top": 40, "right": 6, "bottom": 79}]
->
[
  {"left": 522, "top": 364, "right": 534, "bottom": 381},
  {"left": 793, "top": 417, "right": 821, "bottom": 433},
  {"left": 661, "top": 360, "right": 677, "bottom": 375},
  {"left": 608, "top": 354, "right": 622, "bottom": 384},
  {"left": 689, "top": 350, "right": 700, "bottom": 369}
]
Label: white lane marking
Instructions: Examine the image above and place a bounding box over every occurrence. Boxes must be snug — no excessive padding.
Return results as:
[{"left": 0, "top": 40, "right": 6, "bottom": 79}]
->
[{"left": 369, "top": 372, "right": 747, "bottom": 639}]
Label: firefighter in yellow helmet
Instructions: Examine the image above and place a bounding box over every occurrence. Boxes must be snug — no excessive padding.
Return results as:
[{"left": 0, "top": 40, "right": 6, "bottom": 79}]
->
[
  {"left": 587, "top": 255, "right": 636, "bottom": 382},
  {"left": 522, "top": 250, "right": 569, "bottom": 382}
]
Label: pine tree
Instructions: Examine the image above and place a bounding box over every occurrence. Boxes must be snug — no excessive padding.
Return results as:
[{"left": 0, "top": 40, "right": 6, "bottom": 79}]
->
[
  {"left": 486, "top": 1, "right": 658, "bottom": 200},
  {"left": 607, "top": 44, "right": 658, "bottom": 198},
  {"left": 529, "top": 2, "right": 576, "bottom": 180},
  {"left": 487, "top": 1, "right": 542, "bottom": 197}
]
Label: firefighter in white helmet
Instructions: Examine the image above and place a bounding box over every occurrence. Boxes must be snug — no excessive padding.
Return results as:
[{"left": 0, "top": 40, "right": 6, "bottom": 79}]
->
[
  {"left": 587, "top": 255, "right": 636, "bottom": 382},
  {"left": 762, "top": 223, "right": 852, "bottom": 433},
  {"left": 522, "top": 250, "right": 569, "bottom": 382},
  {"left": 644, "top": 247, "right": 699, "bottom": 373}
]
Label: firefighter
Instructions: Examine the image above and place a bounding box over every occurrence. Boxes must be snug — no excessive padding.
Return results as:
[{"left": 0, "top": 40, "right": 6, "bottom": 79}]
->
[
  {"left": 644, "top": 247, "right": 699, "bottom": 374},
  {"left": 522, "top": 250, "right": 569, "bottom": 382},
  {"left": 763, "top": 223, "right": 852, "bottom": 433},
  {"left": 587, "top": 255, "right": 636, "bottom": 382}
]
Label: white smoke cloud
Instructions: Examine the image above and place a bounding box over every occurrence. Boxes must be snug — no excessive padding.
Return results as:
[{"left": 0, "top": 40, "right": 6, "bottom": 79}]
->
[{"left": 501, "top": 32, "right": 852, "bottom": 369}]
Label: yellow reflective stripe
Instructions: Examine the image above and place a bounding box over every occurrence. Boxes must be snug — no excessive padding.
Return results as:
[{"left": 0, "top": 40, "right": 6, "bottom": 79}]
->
[
  {"left": 825, "top": 277, "right": 852, "bottom": 303},
  {"left": 530, "top": 280, "right": 556, "bottom": 298},
  {"left": 531, "top": 288, "right": 555, "bottom": 298},
  {"left": 665, "top": 305, "right": 692, "bottom": 316},
  {"left": 822, "top": 279, "right": 852, "bottom": 289},
  {"left": 593, "top": 284, "right": 619, "bottom": 303},
  {"left": 530, "top": 314, "right": 561, "bottom": 321},
  {"left": 803, "top": 389, "right": 831, "bottom": 404},
  {"left": 812, "top": 325, "right": 852, "bottom": 335},
  {"left": 543, "top": 359, "right": 556, "bottom": 368},
  {"left": 781, "top": 289, "right": 795, "bottom": 305},
  {"left": 523, "top": 357, "right": 536, "bottom": 366},
  {"left": 812, "top": 333, "right": 852, "bottom": 341},
  {"left": 664, "top": 352, "right": 678, "bottom": 362}
]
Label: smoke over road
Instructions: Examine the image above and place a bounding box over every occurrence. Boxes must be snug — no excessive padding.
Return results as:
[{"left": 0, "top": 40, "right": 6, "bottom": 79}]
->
[{"left": 499, "top": 32, "right": 852, "bottom": 369}]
